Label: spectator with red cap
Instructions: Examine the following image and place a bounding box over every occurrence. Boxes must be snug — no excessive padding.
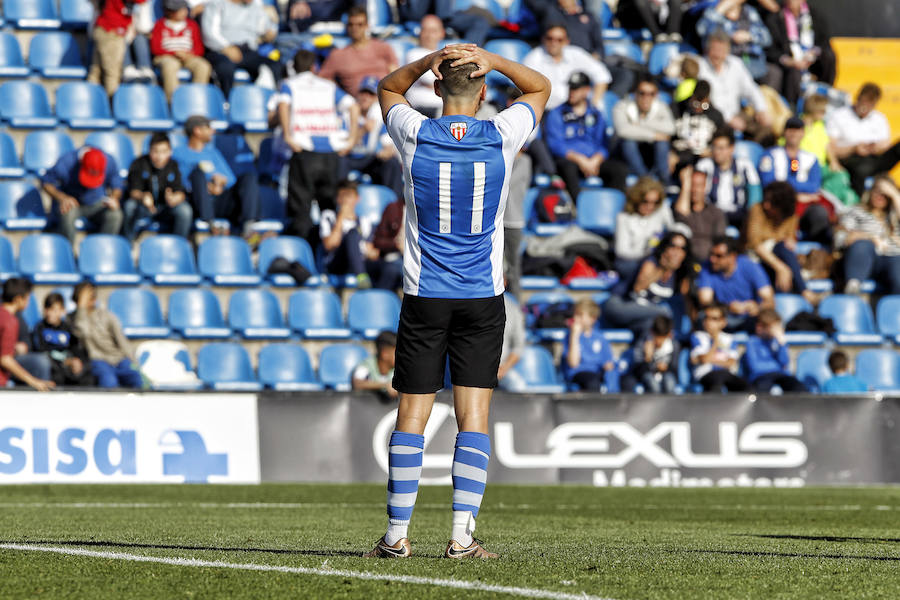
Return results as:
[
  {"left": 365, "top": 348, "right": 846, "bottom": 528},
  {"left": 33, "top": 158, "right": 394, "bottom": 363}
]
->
[
  {"left": 40, "top": 148, "right": 124, "bottom": 246},
  {"left": 151, "top": 0, "right": 212, "bottom": 102}
]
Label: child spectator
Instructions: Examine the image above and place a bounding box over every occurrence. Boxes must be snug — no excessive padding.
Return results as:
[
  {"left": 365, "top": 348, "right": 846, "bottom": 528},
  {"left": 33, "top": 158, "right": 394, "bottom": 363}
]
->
[
  {"left": 563, "top": 299, "right": 617, "bottom": 392},
  {"left": 801, "top": 94, "right": 858, "bottom": 207},
  {"left": 674, "top": 56, "right": 699, "bottom": 103},
  {"left": 151, "top": 0, "right": 212, "bottom": 102},
  {"left": 690, "top": 303, "right": 748, "bottom": 392},
  {"left": 744, "top": 307, "right": 807, "bottom": 393},
  {"left": 352, "top": 330, "right": 397, "bottom": 399},
  {"left": 319, "top": 180, "right": 377, "bottom": 286},
  {"left": 31, "top": 293, "right": 95, "bottom": 387},
  {"left": 823, "top": 350, "right": 868, "bottom": 394},
  {"left": 631, "top": 315, "right": 679, "bottom": 394}
]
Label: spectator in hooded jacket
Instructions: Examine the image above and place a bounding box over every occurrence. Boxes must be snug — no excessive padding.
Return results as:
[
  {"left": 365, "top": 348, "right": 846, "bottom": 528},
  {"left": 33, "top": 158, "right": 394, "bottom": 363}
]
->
[
  {"left": 31, "top": 293, "right": 95, "bottom": 387},
  {"left": 151, "top": 0, "right": 212, "bottom": 102}
]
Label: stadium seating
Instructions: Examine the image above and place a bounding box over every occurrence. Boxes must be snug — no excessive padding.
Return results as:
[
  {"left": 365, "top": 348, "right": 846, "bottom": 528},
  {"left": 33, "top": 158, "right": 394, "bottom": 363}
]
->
[
  {"left": 603, "top": 38, "right": 643, "bottom": 64},
  {"left": 0, "top": 237, "right": 16, "bottom": 281},
  {"left": 385, "top": 38, "right": 413, "bottom": 63},
  {"left": 171, "top": 84, "right": 228, "bottom": 129},
  {"left": 0, "top": 32, "right": 29, "bottom": 77},
  {"left": 107, "top": 288, "right": 171, "bottom": 338},
  {"left": 288, "top": 289, "right": 352, "bottom": 339},
  {"left": 575, "top": 188, "right": 625, "bottom": 236},
  {"left": 257, "top": 185, "right": 286, "bottom": 230},
  {"left": 0, "top": 81, "right": 57, "bottom": 128},
  {"left": 138, "top": 235, "right": 203, "bottom": 285},
  {"left": 257, "top": 236, "right": 320, "bottom": 286},
  {"left": 794, "top": 348, "right": 831, "bottom": 393},
  {"left": 0, "top": 181, "right": 46, "bottom": 230},
  {"left": 197, "top": 237, "right": 262, "bottom": 286},
  {"left": 135, "top": 340, "right": 202, "bottom": 390},
  {"left": 318, "top": 343, "right": 369, "bottom": 391},
  {"left": 228, "top": 289, "right": 291, "bottom": 339},
  {"left": 648, "top": 42, "right": 688, "bottom": 79},
  {"left": 258, "top": 344, "right": 324, "bottom": 391},
  {"left": 214, "top": 133, "right": 256, "bottom": 178},
  {"left": 22, "top": 293, "right": 40, "bottom": 329},
  {"left": 23, "top": 130, "right": 75, "bottom": 176},
  {"left": 28, "top": 32, "right": 87, "bottom": 78},
  {"left": 734, "top": 140, "right": 764, "bottom": 168},
  {"left": 78, "top": 234, "right": 142, "bottom": 285},
  {"left": 113, "top": 84, "right": 175, "bottom": 130},
  {"left": 347, "top": 289, "right": 401, "bottom": 339},
  {"left": 508, "top": 346, "right": 567, "bottom": 393},
  {"left": 818, "top": 294, "right": 883, "bottom": 345},
  {"left": 85, "top": 131, "right": 136, "bottom": 179},
  {"left": 168, "top": 288, "right": 232, "bottom": 339},
  {"left": 773, "top": 293, "right": 827, "bottom": 344},
  {"left": 876, "top": 295, "right": 900, "bottom": 344},
  {"left": 255, "top": 136, "right": 282, "bottom": 182},
  {"left": 55, "top": 82, "right": 116, "bottom": 130},
  {"left": 59, "top": 0, "right": 94, "bottom": 29},
  {"left": 0, "top": 132, "right": 24, "bottom": 178},
  {"left": 356, "top": 184, "right": 395, "bottom": 223},
  {"left": 484, "top": 39, "right": 532, "bottom": 86},
  {"left": 17, "top": 234, "right": 81, "bottom": 284},
  {"left": 228, "top": 85, "right": 273, "bottom": 132},
  {"left": 854, "top": 349, "right": 900, "bottom": 391},
  {"left": 3, "top": 0, "right": 61, "bottom": 29},
  {"left": 525, "top": 291, "right": 575, "bottom": 340},
  {"left": 197, "top": 343, "right": 262, "bottom": 391}
]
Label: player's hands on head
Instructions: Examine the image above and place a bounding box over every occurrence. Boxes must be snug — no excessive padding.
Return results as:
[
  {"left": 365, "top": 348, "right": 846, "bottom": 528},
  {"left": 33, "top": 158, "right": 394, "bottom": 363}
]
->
[{"left": 443, "top": 44, "right": 493, "bottom": 78}]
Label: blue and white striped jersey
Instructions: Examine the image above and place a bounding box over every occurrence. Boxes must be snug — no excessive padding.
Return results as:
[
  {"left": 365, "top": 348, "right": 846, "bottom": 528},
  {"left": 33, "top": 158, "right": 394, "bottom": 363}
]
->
[{"left": 385, "top": 102, "right": 535, "bottom": 298}]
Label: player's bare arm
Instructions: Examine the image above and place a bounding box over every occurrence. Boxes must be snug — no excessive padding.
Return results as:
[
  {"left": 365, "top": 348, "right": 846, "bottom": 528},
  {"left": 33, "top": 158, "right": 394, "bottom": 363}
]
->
[{"left": 376, "top": 44, "right": 472, "bottom": 121}]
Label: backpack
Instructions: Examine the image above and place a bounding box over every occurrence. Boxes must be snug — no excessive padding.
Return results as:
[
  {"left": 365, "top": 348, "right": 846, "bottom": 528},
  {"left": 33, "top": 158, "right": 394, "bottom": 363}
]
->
[
  {"left": 527, "top": 301, "right": 575, "bottom": 329},
  {"left": 534, "top": 188, "right": 575, "bottom": 225}
]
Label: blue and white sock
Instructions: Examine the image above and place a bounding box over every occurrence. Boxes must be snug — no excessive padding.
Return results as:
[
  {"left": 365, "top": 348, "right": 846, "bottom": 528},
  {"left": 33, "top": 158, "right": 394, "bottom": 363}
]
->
[
  {"left": 384, "top": 430, "right": 424, "bottom": 545},
  {"left": 451, "top": 431, "right": 491, "bottom": 547}
]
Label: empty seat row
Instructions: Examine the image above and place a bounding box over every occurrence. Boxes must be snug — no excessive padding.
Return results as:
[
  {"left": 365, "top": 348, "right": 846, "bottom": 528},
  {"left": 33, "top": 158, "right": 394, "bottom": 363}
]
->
[
  {"left": 795, "top": 348, "right": 900, "bottom": 392},
  {"left": 0, "top": 80, "right": 272, "bottom": 132},
  {"left": 2, "top": 0, "right": 92, "bottom": 30}
]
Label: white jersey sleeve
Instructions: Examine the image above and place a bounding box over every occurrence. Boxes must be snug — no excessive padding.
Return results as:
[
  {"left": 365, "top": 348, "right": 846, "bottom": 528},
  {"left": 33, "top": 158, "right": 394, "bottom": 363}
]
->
[
  {"left": 385, "top": 103, "right": 427, "bottom": 155},
  {"left": 490, "top": 102, "right": 537, "bottom": 155}
]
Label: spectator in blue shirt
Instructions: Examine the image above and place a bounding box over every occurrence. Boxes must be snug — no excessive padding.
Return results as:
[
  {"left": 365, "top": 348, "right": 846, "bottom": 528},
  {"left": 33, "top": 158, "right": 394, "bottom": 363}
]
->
[
  {"left": 744, "top": 308, "right": 807, "bottom": 392},
  {"left": 697, "top": 235, "right": 775, "bottom": 332},
  {"left": 562, "top": 298, "right": 618, "bottom": 392},
  {"left": 823, "top": 350, "right": 868, "bottom": 394},
  {"left": 543, "top": 71, "right": 629, "bottom": 200},
  {"left": 173, "top": 115, "right": 260, "bottom": 236},
  {"left": 40, "top": 147, "right": 124, "bottom": 246}
]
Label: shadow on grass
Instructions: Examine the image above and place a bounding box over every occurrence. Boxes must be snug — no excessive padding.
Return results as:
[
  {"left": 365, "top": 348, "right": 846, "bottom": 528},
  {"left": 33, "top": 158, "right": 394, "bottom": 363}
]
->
[
  {"left": 738, "top": 534, "right": 900, "bottom": 544},
  {"left": 3, "top": 540, "right": 361, "bottom": 558}
]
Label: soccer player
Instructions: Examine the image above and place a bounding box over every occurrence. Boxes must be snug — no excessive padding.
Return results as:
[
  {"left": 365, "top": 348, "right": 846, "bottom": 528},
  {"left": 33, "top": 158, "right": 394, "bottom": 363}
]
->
[{"left": 364, "top": 44, "right": 549, "bottom": 559}]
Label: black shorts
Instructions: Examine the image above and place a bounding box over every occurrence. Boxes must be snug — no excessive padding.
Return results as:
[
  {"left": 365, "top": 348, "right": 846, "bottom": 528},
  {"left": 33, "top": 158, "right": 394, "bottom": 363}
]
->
[{"left": 392, "top": 295, "right": 506, "bottom": 394}]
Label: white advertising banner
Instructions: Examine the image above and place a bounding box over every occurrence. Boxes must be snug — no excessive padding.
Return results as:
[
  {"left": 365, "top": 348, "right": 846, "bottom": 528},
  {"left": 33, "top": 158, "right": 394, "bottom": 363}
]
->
[{"left": 0, "top": 393, "right": 260, "bottom": 484}]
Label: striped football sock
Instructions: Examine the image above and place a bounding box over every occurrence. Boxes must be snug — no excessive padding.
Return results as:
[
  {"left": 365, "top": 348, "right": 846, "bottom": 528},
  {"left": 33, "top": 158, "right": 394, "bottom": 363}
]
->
[
  {"left": 384, "top": 430, "right": 424, "bottom": 546},
  {"left": 450, "top": 431, "right": 491, "bottom": 547}
]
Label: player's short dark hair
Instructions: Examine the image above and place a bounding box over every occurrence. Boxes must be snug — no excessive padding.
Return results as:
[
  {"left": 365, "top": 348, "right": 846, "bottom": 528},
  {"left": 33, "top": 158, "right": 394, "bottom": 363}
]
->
[
  {"left": 438, "top": 59, "right": 484, "bottom": 100},
  {"left": 293, "top": 49, "right": 316, "bottom": 74},
  {"left": 375, "top": 330, "right": 397, "bottom": 352},
  {"left": 43, "top": 292, "right": 65, "bottom": 310},
  {"left": 763, "top": 181, "right": 797, "bottom": 222},
  {"left": 149, "top": 132, "right": 170, "bottom": 149},
  {"left": 828, "top": 350, "right": 849, "bottom": 373},
  {"left": 712, "top": 125, "right": 734, "bottom": 145},
  {"left": 650, "top": 315, "right": 673, "bottom": 337},
  {"left": 711, "top": 235, "right": 740, "bottom": 255},
  {"left": 2, "top": 277, "right": 32, "bottom": 303}
]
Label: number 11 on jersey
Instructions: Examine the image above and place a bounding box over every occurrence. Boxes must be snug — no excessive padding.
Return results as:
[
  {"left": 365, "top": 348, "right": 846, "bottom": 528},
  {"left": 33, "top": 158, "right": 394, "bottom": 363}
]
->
[{"left": 438, "top": 161, "right": 487, "bottom": 235}]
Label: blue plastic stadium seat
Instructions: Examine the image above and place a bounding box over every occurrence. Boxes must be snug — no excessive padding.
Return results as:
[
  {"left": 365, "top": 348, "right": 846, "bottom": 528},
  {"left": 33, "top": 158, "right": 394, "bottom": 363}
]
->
[
  {"left": 197, "top": 343, "right": 262, "bottom": 391},
  {"left": 576, "top": 188, "right": 625, "bottom": 236},
  {"left": 386, "top": 38, "right": 413, "bottom": 63},
  {"left": 773, "top": 293, "right": 827, "bottom": 345},
  {"left": 0, "top": 237, "right": 16, "bottom": 281},
  {"left": 168, "top": 288, "right": 232, "bottom": 339},
  {"left": 520, "top": 276, "right": 560, "bottom": 290},
  {"left": 228, "top": 85, "right": 272, "bottom": 132},
  {"left": 85, "top": 131, "right": 135, "bottom": 179},
  {"left": 485, "top": 0, "right": 522, "bottom": 21},
  {"left": 228, "top": 289, "right": 290, "bottom": 339},
  {"left": 568, "top": 272, "right": 619, "bottom": 292},
  {"left": 257, "top": 236, "right": 321, "bottom": 286},
  {"left": 288, "top": 289, "right": 352, "bottom": 339},
  {"left": 0, "top": 132, "right": 24, "bottom": 178},
  {"left": 59, "top": 0, "right": 95, "bottom": 29},
  {"left": 818, "top": 294, "right": 883, "bottom": 345},
  {"left": 23, "top": 130, "right": 75, "bottom": 177},
  {"left": 0, "top": 180, "right": 47, "bottom": 229},
  {"left": 318, "top": 343, "right": 369, "bottom": 391},
  {"left": 648, "top": 42, "right": 687, "bottom": 78},
  {"left": 854, "top": 349, "right": 900, "bottom": 392},
  {"left": 197, "top": 237, "right": 262, "bottom": 286},
  {"left": 258, "top": 343, "right": 324, "bottom": 391},
  {"left": 0, "top": 81, "right": 56, "bottom": 128},
  {"left": 55, "top": 82, "right": 115, "bottom": 129},
  {"left": 876, "top": 295, "right": 900, "bottom": 344},
  {"left": 604, "top": 38, "right": 643, "bottom": 64},
  {"left": 0, "top": 33, "right": 29, "bottom": 77},
  {"left": 734, "top": 140, "right": 764, "bottom": 168},
  {"left": 78, "top": 234, "right": 141, "bottom": 284},
  {"left": 256, "top": 185, "right": 286, "bottom": 230},
  {"left": 138, "top": 235, "right": 203, "bottom": 285},
  {"left": 28, "top": 32, "right": 86, "bottom": 78},
  {"left": 22, "top": 293, "right": 41, "bottom": 329},
  {"left": 524, "top": 291, "right": 574, "bottom": 340},
  {"left": 508, "top": 346, "right": 566, "bottom": 393},
  {"left": 356, "top": 184, "right": 396, "bottom": 223},
  {"left": 17, "top": 234, "right": 81, "bottom": 284},
  {"left": 483, "top": 39, "right": 532, "bottom": 85},
  {"left": 256, "top": 136, "right": 283, "bottom": 182},
  {"left": 3, "top": 0, "right": 61, "bottom": 29},
  {"left": 171, "top": 84, "right": 228, "bottom": 129},
  {"left": 113, "top": 84, "right": 175, "bottom": 130},
  {"left": 213, "top": 132, "right": 256, "bottom": 178},
  {"left": 107, "top": 288, "right": 171, "bottom": 338},
  {"left": 347, "top": 289, "right": 401, "bottom": 339}
]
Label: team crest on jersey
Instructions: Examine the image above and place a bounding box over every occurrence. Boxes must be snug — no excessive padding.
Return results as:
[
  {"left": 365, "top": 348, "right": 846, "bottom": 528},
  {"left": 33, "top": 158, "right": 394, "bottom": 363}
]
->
[{"left": 450, "top": 122, "right": 468, "bottom": 141}]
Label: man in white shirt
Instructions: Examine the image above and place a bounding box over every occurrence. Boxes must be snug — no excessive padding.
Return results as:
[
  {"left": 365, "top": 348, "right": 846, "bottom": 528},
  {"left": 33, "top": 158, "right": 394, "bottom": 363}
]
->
[
  {"left": 612, "top": 75, "right": 676, "bottom": 183},
  {"left": 827, "top": 82, "right": 900, "bottom": 195},
  {"left": 697, "top": 30, "right": 771, "bottom": 134},
  {"left": 404, "top": 14, "right": 446, "bottom": 117},
  {"left": 523, "top": 23, "right": 611, "bottom": 111}
]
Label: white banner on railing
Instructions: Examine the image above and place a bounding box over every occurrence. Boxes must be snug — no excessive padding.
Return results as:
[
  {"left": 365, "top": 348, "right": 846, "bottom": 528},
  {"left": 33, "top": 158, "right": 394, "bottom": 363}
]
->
[{"left": 0, "top": 393, "right": 260, "bottom": 484}]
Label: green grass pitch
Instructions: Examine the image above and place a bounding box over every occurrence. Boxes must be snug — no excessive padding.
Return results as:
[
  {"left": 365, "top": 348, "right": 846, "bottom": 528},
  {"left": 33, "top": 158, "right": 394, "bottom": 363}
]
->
[{"left": 1, "top": 484, "right": 898, "bottom": 599}]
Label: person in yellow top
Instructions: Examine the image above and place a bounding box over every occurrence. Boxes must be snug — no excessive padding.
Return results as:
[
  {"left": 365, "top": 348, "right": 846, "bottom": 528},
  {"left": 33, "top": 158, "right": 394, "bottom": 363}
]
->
[{"left": 800, "top": 94, "right": 858, "bottom": 205}]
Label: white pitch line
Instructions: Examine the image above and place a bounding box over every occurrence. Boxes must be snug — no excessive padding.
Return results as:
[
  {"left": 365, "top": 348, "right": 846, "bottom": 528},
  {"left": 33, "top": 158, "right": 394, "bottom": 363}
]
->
[{"left": 0, "top": 543, "right": 615, "bottom": 600}]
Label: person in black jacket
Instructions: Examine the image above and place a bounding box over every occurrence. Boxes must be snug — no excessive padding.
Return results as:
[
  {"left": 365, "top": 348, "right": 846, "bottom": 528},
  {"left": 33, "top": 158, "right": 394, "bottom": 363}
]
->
[{"left": 31, "top": 293, "right": 95, "bottom": 387}]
